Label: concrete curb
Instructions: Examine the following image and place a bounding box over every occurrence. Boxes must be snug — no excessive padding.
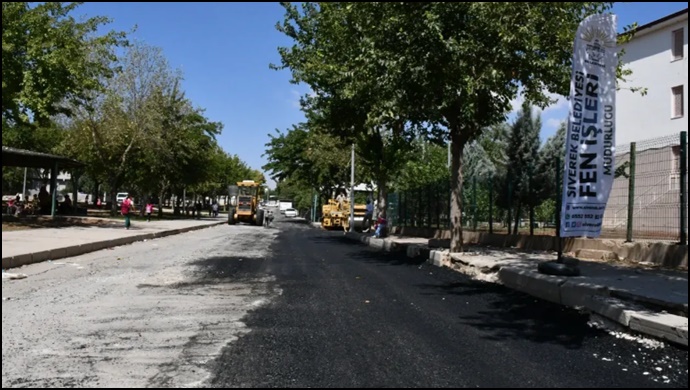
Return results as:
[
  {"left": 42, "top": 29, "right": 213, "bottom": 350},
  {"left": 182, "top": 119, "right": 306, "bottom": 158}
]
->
[
  {"left": 495, "top": 266, "right": 688, "bottom": 347},
  {"left": 2, "top": 221, "right": 226, "bottom": 270},
  {"left": 339, "top": 234, "right": 688, "bottom": 347},
  {"left": 343, "top": 231, "right": 408, "bottom": 253},
  {"left": 421, "top": 231, "right": 688, "bottom": 269}
]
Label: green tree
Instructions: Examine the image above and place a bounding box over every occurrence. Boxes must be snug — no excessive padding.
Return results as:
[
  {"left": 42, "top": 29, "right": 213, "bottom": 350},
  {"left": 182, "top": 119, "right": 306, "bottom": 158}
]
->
[
  {"left": 274, "top": 178, "right": 313, "bottom": 211},
  {"left": 273, "top": 3, "right": 417, "bottom": 218},
  {"left": 504, "top": 101, "right": 541, "bottom": 233},
  {"left": 145, "top": 79, "right": 223, "bottom": 214},
  {"left": 2, "top": 2, "right": 127, "bottom": 151},
  {"left": 535, "top": 121, "right": 567, "bottom": 204},
  {"left": 535, "top": 199, "right": 557, "bottom": 226},
  {"left": 394, "top": 138, "right": 449, "bottom": 191},
  {"left": 62, "top": 41, "right": 178, "bottom": 214},
  {"left": 263, "top": 122, "right": 356, "bottom": 202},
  {"left": 275, "top": 3, "right": 640, "bottom": 250}
]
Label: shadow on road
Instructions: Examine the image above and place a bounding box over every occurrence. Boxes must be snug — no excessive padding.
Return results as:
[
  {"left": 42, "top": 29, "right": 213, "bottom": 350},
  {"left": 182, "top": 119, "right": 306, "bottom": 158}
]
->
[
  {"left": 310, "top": 232, "right": 601, "bottom": 349},
  {"left": 138, "top": 255, "right": 270, "bottom": 291},
  {"left": 416, "top": 273, "right": 599, "bottom": 349},
  {"left": 275, "top": 218, "right": 310, "bottom": 226},
  {"left": 461, "top": 292, "right": 598, "bottom": 349}
]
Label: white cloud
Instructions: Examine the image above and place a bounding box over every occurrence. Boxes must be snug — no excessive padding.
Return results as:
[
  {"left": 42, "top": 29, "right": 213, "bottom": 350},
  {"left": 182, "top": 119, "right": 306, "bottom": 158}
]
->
[
  {"left": 509, "top": 88, "right": 568, "bottom": 116},
  {"left": 509, "top": 93, "right": 525, "bottom": 116},
  {"left": 290, "top": 89, "right": 301, "bottom": 109},
  {"left": 545, "top": 118, "right": 564, "bottom": 131},
  {"left": 506, "top": 87, "right": 570, "bottom": 142},
  {"left": 538, "top": 92, "right": 569, "bottom": 116},
  {"left": 289, "top": 87, "right": 317, "bottom": 110}
]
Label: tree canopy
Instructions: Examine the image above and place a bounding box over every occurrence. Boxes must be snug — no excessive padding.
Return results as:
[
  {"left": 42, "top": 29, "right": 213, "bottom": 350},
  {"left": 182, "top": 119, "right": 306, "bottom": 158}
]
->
[
  {"left": 273, "top": 2, "right": 635, "bottom": 250},
  {"left": 2, "top": 5, "right": 258, "bottom": 215}
]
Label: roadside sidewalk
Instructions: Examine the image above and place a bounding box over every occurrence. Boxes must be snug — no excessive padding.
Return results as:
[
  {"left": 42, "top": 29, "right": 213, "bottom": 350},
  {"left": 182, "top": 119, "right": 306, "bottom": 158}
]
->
[
  {"left": 2, "top": 217, "right": 226, "bottom": 270},
  {"left": 344, "top": 232, "right": 689, "bottom": 347}
]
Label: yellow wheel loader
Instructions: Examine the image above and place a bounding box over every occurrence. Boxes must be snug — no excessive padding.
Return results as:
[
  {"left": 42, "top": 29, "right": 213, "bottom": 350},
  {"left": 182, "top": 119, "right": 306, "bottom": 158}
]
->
[{"left": 227, "top": 180, "right": 264, "bottom": 226}]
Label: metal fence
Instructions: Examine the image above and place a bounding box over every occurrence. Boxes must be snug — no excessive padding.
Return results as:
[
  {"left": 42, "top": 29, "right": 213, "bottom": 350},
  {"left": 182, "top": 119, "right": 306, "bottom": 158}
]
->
[{"left": 387, "top": 131, "right": 688, "bottom": 243}]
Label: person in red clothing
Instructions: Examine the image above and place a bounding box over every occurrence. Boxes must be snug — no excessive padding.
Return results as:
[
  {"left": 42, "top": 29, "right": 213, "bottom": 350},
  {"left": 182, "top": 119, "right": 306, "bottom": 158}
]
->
[
  {"left": 121, "top": 195, "right": 134, "bottom": 229},
  {"left": 373, "top": 213, "right": 387, "bottom": 238}
]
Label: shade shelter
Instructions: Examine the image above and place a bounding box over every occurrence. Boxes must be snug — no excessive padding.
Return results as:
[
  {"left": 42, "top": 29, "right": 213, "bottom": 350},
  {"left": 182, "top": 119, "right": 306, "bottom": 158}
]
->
[{"left": 2, "top": 146, "right": 84, "bottom": 217}]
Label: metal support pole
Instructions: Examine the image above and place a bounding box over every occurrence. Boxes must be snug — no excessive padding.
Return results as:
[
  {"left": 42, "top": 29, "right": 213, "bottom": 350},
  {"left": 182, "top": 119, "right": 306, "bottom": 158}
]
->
[
  {"left": 313, "top": 191, "right": 318, "bottom": 223},
  {"left": 350, "top": 144, "right": 355, "bottom": 232},
  {"left": 472, "top": 176, "right": 477, "bottom": 231},
  {"left": 537, "top": 155, "right": 580, "bottom": 276},
  {"left": 72, "top": 171, "right": 79, "bottom": 214},
  {"left": 680, "top": 131, "right": 687, "bottom": 246},
  {"left": 50, "top": 163, "right": 58, "bottom": 217},
  {"left": 22, "top": 167, "right": 27, "bottom": 202},
  {"left": 529, "top": 164, "right": 534, "bottom": 236},
  {"left": 626, "top": 142, "right": 636, "bottom": 242},
  {"left": 448, "top": 140, "right": 452, "bottom": 229},
  {"left": 507, "top": 181, "right": 512, "bottom": 235},
  {"left": 489, "top": 176, "right": 494, "bottom": 234},
  {"left": 555, "top": 156, "right": 562, "bottom": 262}
]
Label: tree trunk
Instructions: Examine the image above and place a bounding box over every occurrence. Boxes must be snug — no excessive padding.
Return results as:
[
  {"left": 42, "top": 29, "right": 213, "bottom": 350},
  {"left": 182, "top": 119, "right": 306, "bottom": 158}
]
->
[
  {"left": 92, "top": 180, "right": 100, "bottom": 206},
  {"left": 505, "top": 210, "right": 511, "bottom": 234},
  {"left": 513, "top": 204, "right": 522, "bottom": 235},
  {"left": 109, "top": 187, "right": 118, "bottom": 216},
  {"left": 450, "top": 132, "right": 466, "bottom": 253},
  {"left": 158, "top": 189, "right": 166, "bottom": 219},
  {"left": 174, "top": 193, "right": 182, "bottom": 215},
  {"left": 376, "top": 178, "right": 388, "bottom": 219}
]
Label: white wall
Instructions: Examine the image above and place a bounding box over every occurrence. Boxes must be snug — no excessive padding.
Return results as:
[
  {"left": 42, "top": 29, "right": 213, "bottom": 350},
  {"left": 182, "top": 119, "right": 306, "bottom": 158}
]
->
[{"left": 616, "top": 16, "right": 688, "bottom": 147}]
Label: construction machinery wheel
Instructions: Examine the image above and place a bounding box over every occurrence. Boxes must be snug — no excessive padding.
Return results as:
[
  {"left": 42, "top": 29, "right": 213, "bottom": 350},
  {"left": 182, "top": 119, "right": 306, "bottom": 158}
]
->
[
  {"left": 228, "top": 208, "right": 236, "bottom": 225},
  {"left": 255, "top": 209, "right": 265, "bottom": 227}
]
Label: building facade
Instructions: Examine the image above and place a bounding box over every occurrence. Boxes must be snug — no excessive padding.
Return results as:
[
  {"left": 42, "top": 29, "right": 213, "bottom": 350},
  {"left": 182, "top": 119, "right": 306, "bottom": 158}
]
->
[
  {"left": 616, "top": 8, "right": 687, "bottom": 145},
  {"left": 603, "top": 8, "right": 688, "bottom": 241}
]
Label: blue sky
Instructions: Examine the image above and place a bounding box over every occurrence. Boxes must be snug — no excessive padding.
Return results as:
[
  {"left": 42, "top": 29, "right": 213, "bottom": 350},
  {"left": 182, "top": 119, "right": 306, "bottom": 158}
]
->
[{"left": 76, "top": 2, "right": 687, "bottom": 188}]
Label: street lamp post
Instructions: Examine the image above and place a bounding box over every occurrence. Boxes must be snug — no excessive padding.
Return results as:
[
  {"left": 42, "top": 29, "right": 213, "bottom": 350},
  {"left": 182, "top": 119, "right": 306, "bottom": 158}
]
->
[{"left": 350, "top": 144, "right": 355, "bottom": 233}]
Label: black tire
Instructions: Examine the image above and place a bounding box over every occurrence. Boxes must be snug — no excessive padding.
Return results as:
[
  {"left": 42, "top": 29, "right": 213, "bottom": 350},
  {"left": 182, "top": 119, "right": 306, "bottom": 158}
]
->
[
  {"left": 255, "top": 209, "right": 265, "bottom": 227},
  {"left": 228, "top": 208, "right": 236, "bottom": 225},
  {"left": 537, "top": 260, "right": 581, "bottom": 277}
]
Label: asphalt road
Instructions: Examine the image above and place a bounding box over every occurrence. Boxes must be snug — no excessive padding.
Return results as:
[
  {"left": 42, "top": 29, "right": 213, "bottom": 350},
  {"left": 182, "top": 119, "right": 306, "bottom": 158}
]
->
[{"left": 2, "top": 216, "right": 687, "bottom": 388}]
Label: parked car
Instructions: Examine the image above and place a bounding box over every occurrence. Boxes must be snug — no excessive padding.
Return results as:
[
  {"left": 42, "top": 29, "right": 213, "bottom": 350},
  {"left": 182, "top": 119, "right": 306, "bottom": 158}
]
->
[
  {"left": 284, "top": 208, "right": 298, "bottom": 218},
  {"left": 115, "top": 192, "right": 129, "bottom": 206}
]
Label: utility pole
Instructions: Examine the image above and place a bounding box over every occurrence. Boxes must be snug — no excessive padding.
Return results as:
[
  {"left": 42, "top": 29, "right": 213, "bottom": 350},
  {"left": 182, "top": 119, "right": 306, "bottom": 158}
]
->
[
  {"left": 350, "top": 144, "right": 355, "bottom": 232},
  {"left": 448, "top": 140, "right": 452, "bottom": 226},
  {"left": 447, "top": 140, "right": 451, "bottom": 168},
  {"left": 22, "top": 167, "right": 28, "bottom": 201}
]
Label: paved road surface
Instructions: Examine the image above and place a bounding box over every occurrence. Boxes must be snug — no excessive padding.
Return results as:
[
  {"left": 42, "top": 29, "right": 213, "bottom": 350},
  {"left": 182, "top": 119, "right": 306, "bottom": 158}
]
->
[{"left": 2, "top": 217, "right": 687, "bottom": 388}]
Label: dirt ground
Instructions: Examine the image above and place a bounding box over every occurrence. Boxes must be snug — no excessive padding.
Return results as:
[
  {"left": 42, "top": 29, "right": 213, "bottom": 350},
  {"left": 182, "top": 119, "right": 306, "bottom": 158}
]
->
[{"left": 2, "top": 217, "right": 121, "bottom": 232}]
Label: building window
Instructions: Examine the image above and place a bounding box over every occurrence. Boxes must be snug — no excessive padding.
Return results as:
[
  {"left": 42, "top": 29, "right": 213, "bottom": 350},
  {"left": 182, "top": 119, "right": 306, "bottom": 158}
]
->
[
  {"left": 672, "top": 28, "right": 684, "bottom": 61},
  {"left": 672, "top": 85, "right": 684, "bottom": 118}
]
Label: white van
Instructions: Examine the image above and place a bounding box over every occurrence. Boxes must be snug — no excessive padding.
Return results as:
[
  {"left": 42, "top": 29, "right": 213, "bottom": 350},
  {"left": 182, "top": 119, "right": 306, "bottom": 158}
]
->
[{"left": 116, "top": 192, "right": 129, "bottom": 206}]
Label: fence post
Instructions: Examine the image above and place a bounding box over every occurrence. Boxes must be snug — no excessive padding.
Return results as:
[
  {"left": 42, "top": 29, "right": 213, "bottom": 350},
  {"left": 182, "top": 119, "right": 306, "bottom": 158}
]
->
[
  {"left": 555, "top": 156, "right": 563, "bottom": 259},
  {"left": 418, "top": 187, "right": 423, "bottom": 227},
  {"left": 489, "top": 176, "right": 494, "bottom": 234},
  {"left": 436, "top": 181, "right": 441, "bottom": 229},
  {"left": 529, "top": 164, "right": 535, "bottom": 236},
  {"left": 626, "top": 142, "right": 636, "bottom": 242},
  {"left": 507, "top": 181, "right": 512, "bottom": 235},
  {"left": 427, "top": 184, "right": 433, "bottom": 229},
  {"left": 680, "top": 131, "right": 687, "bottom": 246},
  {"left": 472, "top": 176, "right": 477, "bottom": 231}
]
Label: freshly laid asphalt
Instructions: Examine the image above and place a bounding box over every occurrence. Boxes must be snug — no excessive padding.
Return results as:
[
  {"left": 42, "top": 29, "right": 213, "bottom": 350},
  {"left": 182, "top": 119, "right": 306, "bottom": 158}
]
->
[{"left": 208, "top": 219, "right": 687, "bottom": 388}]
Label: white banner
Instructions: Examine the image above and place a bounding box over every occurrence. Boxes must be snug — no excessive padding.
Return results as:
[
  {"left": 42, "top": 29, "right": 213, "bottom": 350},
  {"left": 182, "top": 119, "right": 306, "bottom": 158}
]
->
[{"left": 560, "top": 14, "right": 617, "bottom": 238}]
